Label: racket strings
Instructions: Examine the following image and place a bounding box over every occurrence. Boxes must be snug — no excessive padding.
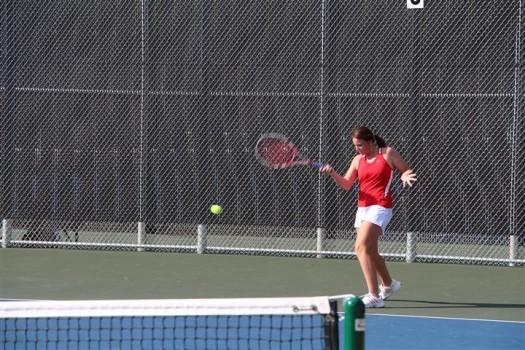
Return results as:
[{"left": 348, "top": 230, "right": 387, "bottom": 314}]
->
[{"left": 257, "top": 139, "right": 298, "bottom": 168}]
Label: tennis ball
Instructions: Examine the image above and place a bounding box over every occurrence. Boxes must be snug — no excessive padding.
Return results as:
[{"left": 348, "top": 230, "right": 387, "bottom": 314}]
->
[{"left": 210, "top": 204, "right": 223, "bottom": 215}]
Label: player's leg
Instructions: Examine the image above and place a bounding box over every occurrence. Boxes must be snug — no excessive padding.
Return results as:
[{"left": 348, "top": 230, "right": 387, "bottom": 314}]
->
[
  {"left": 375, "top": 252, "right": 392, "bottom": 287},
  {"left": 377, "top": 253, "right": 401, "bottom": 300},
  {"left": 355, "top": 221, "right": 384, "bottom": 307},
  {"left": 368, "top": 208, "right": 401, "bottom": 300}
]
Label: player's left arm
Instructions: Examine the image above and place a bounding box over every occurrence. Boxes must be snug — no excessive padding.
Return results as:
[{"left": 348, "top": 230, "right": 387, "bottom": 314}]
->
[{"left": 384, "top": 147, "right": 417, "bottom": 187}]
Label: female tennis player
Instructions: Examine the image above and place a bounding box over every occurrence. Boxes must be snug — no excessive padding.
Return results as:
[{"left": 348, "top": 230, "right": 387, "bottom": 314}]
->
[{"left": 320, "top": 126, "right": 416, "bottom": 308}]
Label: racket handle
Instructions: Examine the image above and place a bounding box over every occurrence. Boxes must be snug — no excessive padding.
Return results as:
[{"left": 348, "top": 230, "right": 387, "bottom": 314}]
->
[{"left": 311, "top": 161, "right": 324, "bottom": 169}]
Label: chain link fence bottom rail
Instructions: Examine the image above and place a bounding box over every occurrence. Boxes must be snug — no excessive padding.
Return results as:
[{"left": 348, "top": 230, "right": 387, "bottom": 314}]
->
[{"left": 2, "top": 220, "right": 523, "bottom": 267}]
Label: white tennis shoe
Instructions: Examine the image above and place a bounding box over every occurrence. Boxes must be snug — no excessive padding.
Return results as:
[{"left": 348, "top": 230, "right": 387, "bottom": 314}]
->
[
  {"left": 379, "top": 279, "right": 401, "bottom": 300},
  {"left": 361, "top": 293, "right": 384, "bottom": 308}
]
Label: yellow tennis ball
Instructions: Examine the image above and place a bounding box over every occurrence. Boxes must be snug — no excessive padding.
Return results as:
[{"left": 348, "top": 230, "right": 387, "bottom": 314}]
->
[{"left": 210, "top": 204, "right": 223, "bottom": 215}]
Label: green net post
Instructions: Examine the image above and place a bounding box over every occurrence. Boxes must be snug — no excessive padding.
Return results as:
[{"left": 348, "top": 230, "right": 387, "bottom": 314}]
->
[{"left": 344, "top": 296, "right": 365, "bottom": 350}]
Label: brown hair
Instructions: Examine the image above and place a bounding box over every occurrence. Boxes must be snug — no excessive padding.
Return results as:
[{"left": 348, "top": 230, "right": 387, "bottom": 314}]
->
[{"left": 351, "top": 126, "right": 387, "bottom": 148}]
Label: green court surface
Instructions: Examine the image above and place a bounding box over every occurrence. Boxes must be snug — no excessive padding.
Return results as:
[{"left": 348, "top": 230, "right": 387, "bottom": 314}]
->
[{"left": 1, "top": 248, "right": 524, "bottom": 322}]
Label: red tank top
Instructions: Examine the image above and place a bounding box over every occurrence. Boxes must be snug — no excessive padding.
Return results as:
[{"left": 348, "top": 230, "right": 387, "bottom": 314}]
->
[{"left": 357, "top": 149, "right": 394, "bottom": 208}]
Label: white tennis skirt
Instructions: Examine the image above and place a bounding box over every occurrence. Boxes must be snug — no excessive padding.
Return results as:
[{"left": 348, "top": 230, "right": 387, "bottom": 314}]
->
[{"left": 354, "top": 205, "right": 393, "bottom": 233}]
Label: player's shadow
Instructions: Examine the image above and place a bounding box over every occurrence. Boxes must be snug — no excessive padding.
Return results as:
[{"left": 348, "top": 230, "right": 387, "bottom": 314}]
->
[{"left": 386, "top": 299, "right": 525, "bottom": 309}]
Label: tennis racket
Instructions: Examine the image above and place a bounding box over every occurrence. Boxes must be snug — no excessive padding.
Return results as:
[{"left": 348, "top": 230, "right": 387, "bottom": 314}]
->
[{"left": 255, "top": 133, "right": 324, "bottom": 169}]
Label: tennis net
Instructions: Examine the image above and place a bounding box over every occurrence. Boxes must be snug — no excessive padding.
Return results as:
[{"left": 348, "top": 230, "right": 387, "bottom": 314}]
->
[{"left": 1, "top": 296, "right": 339, "bottom": 350}]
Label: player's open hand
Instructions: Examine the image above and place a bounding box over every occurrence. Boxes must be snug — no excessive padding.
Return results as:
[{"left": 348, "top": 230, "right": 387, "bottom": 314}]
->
[{"left": 401, "top": 169, "right": 417, "bottom": 187}]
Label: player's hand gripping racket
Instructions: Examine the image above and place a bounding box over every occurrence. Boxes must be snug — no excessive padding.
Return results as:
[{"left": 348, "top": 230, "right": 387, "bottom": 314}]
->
[{"left": 255, "top": 133, "right": 324, "bottom": 169}]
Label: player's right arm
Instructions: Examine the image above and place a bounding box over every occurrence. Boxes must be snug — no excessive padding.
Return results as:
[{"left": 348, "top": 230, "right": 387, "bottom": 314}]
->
[{"left": 320, "top": 155, "right": 359, "bottom": 191}]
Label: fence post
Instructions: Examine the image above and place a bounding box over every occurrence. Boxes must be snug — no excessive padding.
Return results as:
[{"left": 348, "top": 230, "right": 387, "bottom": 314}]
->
[
  {"left": 406, "top": 231, "right": 416, "bottom": 263},
  {"left": 509, "top": 235, "right": 517, "bottom": 267},
  {"left": 137, "top": 222, "right": 145, "bottom": 252},
  {"left": 316, "top": 228, "right": 325, "bottom": 258},
  {"left": 197, "top": 224, "right": 207, "bottom": 254},
  {"left": 2, "top": 219, "right": 12, "bottom": 248}
]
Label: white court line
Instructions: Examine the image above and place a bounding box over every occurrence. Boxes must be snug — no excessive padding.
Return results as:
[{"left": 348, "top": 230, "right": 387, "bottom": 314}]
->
[
  {"left": 337, "top": 312, "right": 525, "bottom": 324},
  {"left": 328, "top": 293, "right": 355, "bottom": 300}
]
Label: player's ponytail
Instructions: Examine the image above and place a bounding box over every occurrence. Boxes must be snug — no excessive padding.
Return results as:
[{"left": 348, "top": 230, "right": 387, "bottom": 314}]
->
[
  {"left": 374, "top": 134, "right": 387, "bottom": 148},
  {"left": 351, "top": 126, "right": 387, "bottom": 148}
]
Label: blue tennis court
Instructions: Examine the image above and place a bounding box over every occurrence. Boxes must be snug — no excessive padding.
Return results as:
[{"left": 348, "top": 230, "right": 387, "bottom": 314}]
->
[{"left": 353, "top": 314, "right": 525, "bottom": 350}]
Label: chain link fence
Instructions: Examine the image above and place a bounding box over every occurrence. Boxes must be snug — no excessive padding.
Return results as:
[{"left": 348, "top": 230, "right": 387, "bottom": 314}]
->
[{"left": 1, "top": 0, "right": 523, "bottom": 266}]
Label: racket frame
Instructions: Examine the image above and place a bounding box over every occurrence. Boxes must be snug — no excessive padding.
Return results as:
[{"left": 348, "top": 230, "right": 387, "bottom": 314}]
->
[{"left": 255, "top": 133, "right": 323, "bottom": 169}]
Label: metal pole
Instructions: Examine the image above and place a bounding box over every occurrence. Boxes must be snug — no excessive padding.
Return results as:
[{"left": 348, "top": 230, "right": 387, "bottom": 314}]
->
[
  {"left": 509, "top": 235, "right": 517, "bottom": 267},
  {"left": 406, "top": 231, "right": 417, "bottom": 263},
  {"left": 2, "top": 219, "right": 12, "bottom": 248},
  {"left": 344, "top": 296, "right": 365, "bottom": 350},
  {"left": 316, "top": 227, "right": 325, "bottom": 258},
  {"left": 197, "top": 224, "right": 208, "bottom": 254},
  {"left": 137, "top": 221, "right": 145, "bottom": 252}
]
